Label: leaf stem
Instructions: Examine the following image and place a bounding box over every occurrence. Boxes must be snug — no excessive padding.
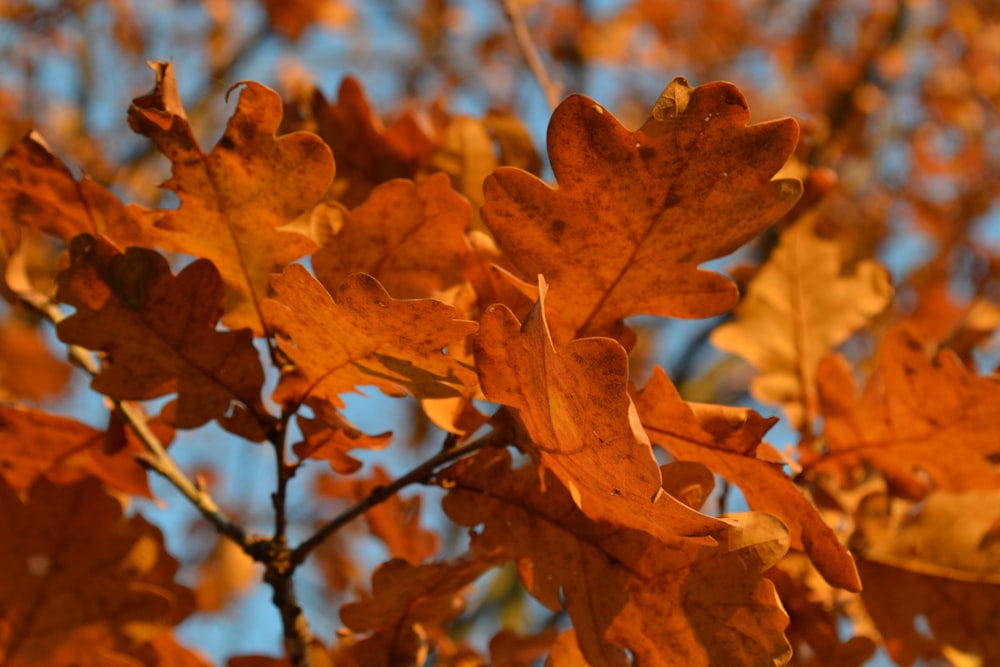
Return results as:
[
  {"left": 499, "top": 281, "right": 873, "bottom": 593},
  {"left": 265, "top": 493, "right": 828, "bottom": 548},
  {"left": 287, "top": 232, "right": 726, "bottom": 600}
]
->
[
  {"left": 290, "top": 430, "right": 497, "bottom": 567},
  {"left": 499, "top": 0, "right": 560, "bottom": 111}
]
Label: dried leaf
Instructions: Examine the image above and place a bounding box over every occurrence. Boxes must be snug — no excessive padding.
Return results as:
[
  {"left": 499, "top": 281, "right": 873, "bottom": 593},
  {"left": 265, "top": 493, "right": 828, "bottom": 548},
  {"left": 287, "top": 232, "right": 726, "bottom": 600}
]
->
[
  {"left": 441, "top": 448, "right": 792, "bottom": 667},
  {"left": 634, "top": 366, "right": 861, "bottom": 592},
  {"left": 127, "top": 61, "right": 333, "bottom": 335},
  {"left": 311, "top": 173, "right": 471, "bottom": 300},
  {"left": 482, "top": 78, "right": 802, "bottom": 343},
  {"left": 0, "top": 477, "right": 193, "bottom": 664},
  {"left": 264, "top": 264, "right": 477, "bottom": 408},
  {"left": 293, "top": 401, "right": 392, "bottom": 474},
  {"left": 812, "top": 326, "right": 1000, "bottom": 495},
  {"left": 55, "top": 234, "right": 273, "bottom": 441},
  {"left": 474, "top": 279, "right": 728, "bottom": 543},
  {"left": 0, "top": 314, "right": 71, "bottom": 402},
  {"left": 711, "top": 215, "right": 892, "bottom": 430}
]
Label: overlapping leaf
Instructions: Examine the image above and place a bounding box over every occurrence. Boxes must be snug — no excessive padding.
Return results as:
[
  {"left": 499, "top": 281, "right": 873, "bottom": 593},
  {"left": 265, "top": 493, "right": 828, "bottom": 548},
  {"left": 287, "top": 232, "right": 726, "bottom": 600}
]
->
[
  {"left": 440, "top": 449, "right": 792, "bottom": 667},
  {"left": 0, "top": 477, "right": 193, "bottom": 665},
  {"left": 481, "top": 77, "right": 802, "bottom": 343},
  {"left": 0, "top": 405, "right": 162, "bottom": 497},
  {"left": 311, "top": 173, "right": 471, "bottom": 299},
  {"left": 634, "top": 367, "right": 861, "bottom": 591},
  {"left": 55, "top": 234, "right": 273, "bottom": 441},
  {"left": 337, "top": 554, "right": 499, "bottom": 666},
  {"left": 474, "top": 279, "right": 727, "bottom": 543},
  {"left": 0, "top": 315, "right": 71, "bottom": 402},
  {"left": 263, "top": 264, "right": 477, "bottom": 408},
  {"left": 810, "top": 325, "right": 1000, "bottom": 495},
  {"left": 711, "top": 215, "right": 892, "bottom": 430},
  {"left": 127, "top": 61, "right": 333, "bottom": 334},
  {"left": 0, "top": 132, "right": 146, "bottom": 257}
]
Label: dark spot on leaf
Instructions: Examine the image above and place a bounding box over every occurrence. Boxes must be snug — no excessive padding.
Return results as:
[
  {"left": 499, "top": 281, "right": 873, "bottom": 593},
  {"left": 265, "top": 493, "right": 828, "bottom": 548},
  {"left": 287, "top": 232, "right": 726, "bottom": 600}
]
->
[
  {"left": 549, "top": 219, "right": 567, "bottom": 242},
  {"left": 218, "top": 135, "right": 237, "bottom": 151},
  {"left": 638, "top": 145, "right": 656, "bottom": 160}
]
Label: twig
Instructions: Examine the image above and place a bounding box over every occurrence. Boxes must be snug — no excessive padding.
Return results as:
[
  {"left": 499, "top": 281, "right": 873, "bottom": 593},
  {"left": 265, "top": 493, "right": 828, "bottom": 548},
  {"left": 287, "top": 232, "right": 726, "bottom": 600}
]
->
[
  {"left": 499, "top": 0, "right": 561, "bottom": 111},
  {"left": 290, "top": 431, "right": 497, "bottom": 567}
]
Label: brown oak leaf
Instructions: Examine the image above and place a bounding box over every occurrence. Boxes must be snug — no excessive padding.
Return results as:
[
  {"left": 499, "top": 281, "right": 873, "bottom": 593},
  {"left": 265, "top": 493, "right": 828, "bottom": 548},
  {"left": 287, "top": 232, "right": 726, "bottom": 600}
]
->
[
  {"left": 0, "top": 131, "right": 146, "bottom": 257},
  {"left": 474, "top": 278, "right": 727, "bottom": 543},
  {"left": 337, "top": 554, "right": 500, "bottom": 667},
  {"left": 440, "top": 448, "right": 792, "bottom": 667},
  {"left": 481, "top": 76, "right": 802, "bottom": 343},
  {"left": 0, "top": 405, "right": 167, "bottom": 497},
  {"left": 263, "top": 264, "right": 477, "bottom": 409},
  {"left": 55, "top": 234, "right": 273, "bottom": 441},
  {"left": 810, "top": 325, "right": 1000, "bottom": 496},
  {"left": 634, "top": 366, "right": 861, "bottom": 591},
  {"left": 311, "top": 173, "right": 471, "bottom": 300},
  {"left": 711, "top": 214, "right": 892, "bottom": 431},
  {"left": 0, "top": 477, "right": 194, "bottom": 665},
  {"left": 127, "top": 61, "right": 333, "bottom": 335},
  {"left": 0, "top": 314, "right": 71, "bottom": 402},
  {"left": 293, "top": 400, "right": 392, "bottom": 474}
]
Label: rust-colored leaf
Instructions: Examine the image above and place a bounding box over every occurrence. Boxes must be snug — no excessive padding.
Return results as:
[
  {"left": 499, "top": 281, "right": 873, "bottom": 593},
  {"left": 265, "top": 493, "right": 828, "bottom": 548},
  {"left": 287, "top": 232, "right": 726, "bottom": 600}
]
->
[
  {"left": 811, "top": 326, "right": 1000, "bottom": 495},
  {"left": 0, "top": 477, "right": 194, "bottom": 665},
  {"left": 0, "top": 314, "right": 71, "bottom": 402},
  {"left": 263, "top": 264, "right": 477, "bottom": 408},
  {"left": 711, "top": 215, "right": 892, "bottom": 430},
  {"left": 127, "top": 61, "right": 333, "bottom": 335},
  {"left": 634, "top": 366, "right": 861, "bottom": 592},
  {"left": 293, "top": 400, "right": 392, "bottom": 474},
  {"left": 441, "top": 448, "right": 792, "bottom": 667},
  {"left": 474, "top": 279, "right": 728, "bottom": 543},
  {"left": 338, "top": 554, "right": 500, "bottom": 667},
  {"left": 0, "top": 131, "right": 147, "bottom": 256},
  {"left": 55, "top": 234, "right": 273, "bottom": 441},
  {"left": 0, "top": 405, "right": 161, "bottom": 497},
  {"left": 311, "top": 173, "right": 471, "bottom": 300},
  {"left": 481, "top": 77, "right": 802, "bottom": 343}
]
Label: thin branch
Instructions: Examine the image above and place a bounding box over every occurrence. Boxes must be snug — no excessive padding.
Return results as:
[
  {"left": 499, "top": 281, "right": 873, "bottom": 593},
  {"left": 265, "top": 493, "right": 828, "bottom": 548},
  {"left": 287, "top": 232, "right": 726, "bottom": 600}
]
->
[
  {"left": 290, "top": 431, "right": 497, "bottom": 567},
  {"left": 499, "top": 0, "right": 561, "bottom": 111},
  {"left": 29, "top": 298, "right": 254, "bottom": 550}
]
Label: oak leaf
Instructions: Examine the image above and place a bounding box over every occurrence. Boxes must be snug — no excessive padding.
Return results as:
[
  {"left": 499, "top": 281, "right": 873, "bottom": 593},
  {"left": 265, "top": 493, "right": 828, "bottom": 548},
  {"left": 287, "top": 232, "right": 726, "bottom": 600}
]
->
[
  {"left": 634, "top": 366, "right": 861, "bottom": 591},
  {"left": 127, "top": 61, "right": 333, "bottom": 335},
  {"left": 441, "top": 448, "right": 792, "bottom": 667},
  {"left": 0, "top": 405, "right": 172, "bottom": 497},
  {"left": 311, "top": 173, "right": 471, "bottom": 300},
  {"left": 0, "top": 314, "right": 71, "bottom": 402},
  {"left": 263, "top": 264, "right": 477, "bottom": 408},
  {"left": 338, "top": 554, "right": 499, "bottom": 667},
  {"left": 474, "top": 279, "right": 727, "bottom": 543},
  {"left": 481, "top": 77, "right": 802, "bottom": 343},
  {"left": 293, "top": 400, "right": 392, "bottom": 474},
  {"left": 711, "top": 215, "right": 892, "bottom": 430},
  {"left": 0, "top": 131, "right": 145, "bottom": 257},
  {"left": 0, "top": 477, "right": 193, "bottom": 665},
  {"left": 55, "top": 234, "right": 273, "bottom": 441},
  {"left": 811, "top": 326, "right": 1000, "bottom": 495}
]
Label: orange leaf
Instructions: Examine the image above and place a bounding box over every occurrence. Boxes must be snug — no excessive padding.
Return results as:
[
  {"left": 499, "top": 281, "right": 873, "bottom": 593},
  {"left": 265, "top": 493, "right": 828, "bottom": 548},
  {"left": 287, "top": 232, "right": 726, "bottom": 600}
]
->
[
  {"left": 0, "top": 314, "right": 71, "bottom": 402},
  {"left": 127, "top": 61, "right": 333, "bottom": 335},
  {"left": 311, "top": 173, "right": 471, "bottom": 300},
  {"left": 811, "top": 326, "right": 1000, "bottom": 495},
  {"left": 55, "top": 234, "right": 273, "bottom": 441},
  {"left": 294, "top": 400, "right": 392, "bottom": 474},
  {"left": 0, "top": 405, "right": 159, "bottom": 497},
  {"left": 0, "top": 132, "right": 147, "bottom": 255},
  {"left": 338, "top": 555, "right": 499, "bottom": 667},
  {"left": 711, "top": 215, "right": 892, "bottom": 431},
  {"left": 0, "top": 477, "right": 194, "bottom": 665},
  {"left": 441, "top": 448, "right": 792, "bottom": 667},
  {"left": 481, "top": 77, "right": 802, "bottom": 343},
  {"left": 474, "top": 279, "right": 727, "bottom": 542},
  {"left": 634, "top": 366, "right": 861, "bottom": 592},
  {"left": 263, "top": 264, "right": 477, "bottom": 408}
]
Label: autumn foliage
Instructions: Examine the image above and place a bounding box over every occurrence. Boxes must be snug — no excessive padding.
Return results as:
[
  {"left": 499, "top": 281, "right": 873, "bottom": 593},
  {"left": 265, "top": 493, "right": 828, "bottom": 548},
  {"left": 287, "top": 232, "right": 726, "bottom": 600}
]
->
[{"left": 2, "top": 1, "right": 1000, "bottom": 666}]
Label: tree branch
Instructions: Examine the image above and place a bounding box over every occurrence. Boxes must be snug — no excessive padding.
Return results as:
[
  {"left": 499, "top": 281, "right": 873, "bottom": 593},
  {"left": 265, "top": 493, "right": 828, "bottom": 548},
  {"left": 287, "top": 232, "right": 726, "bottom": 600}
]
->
[
  {"left": 499, "top": 0, "right": 561, "bottom": 111},
  {"left": 290, "top": 430, "right": 498, "bottom": 567}
]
